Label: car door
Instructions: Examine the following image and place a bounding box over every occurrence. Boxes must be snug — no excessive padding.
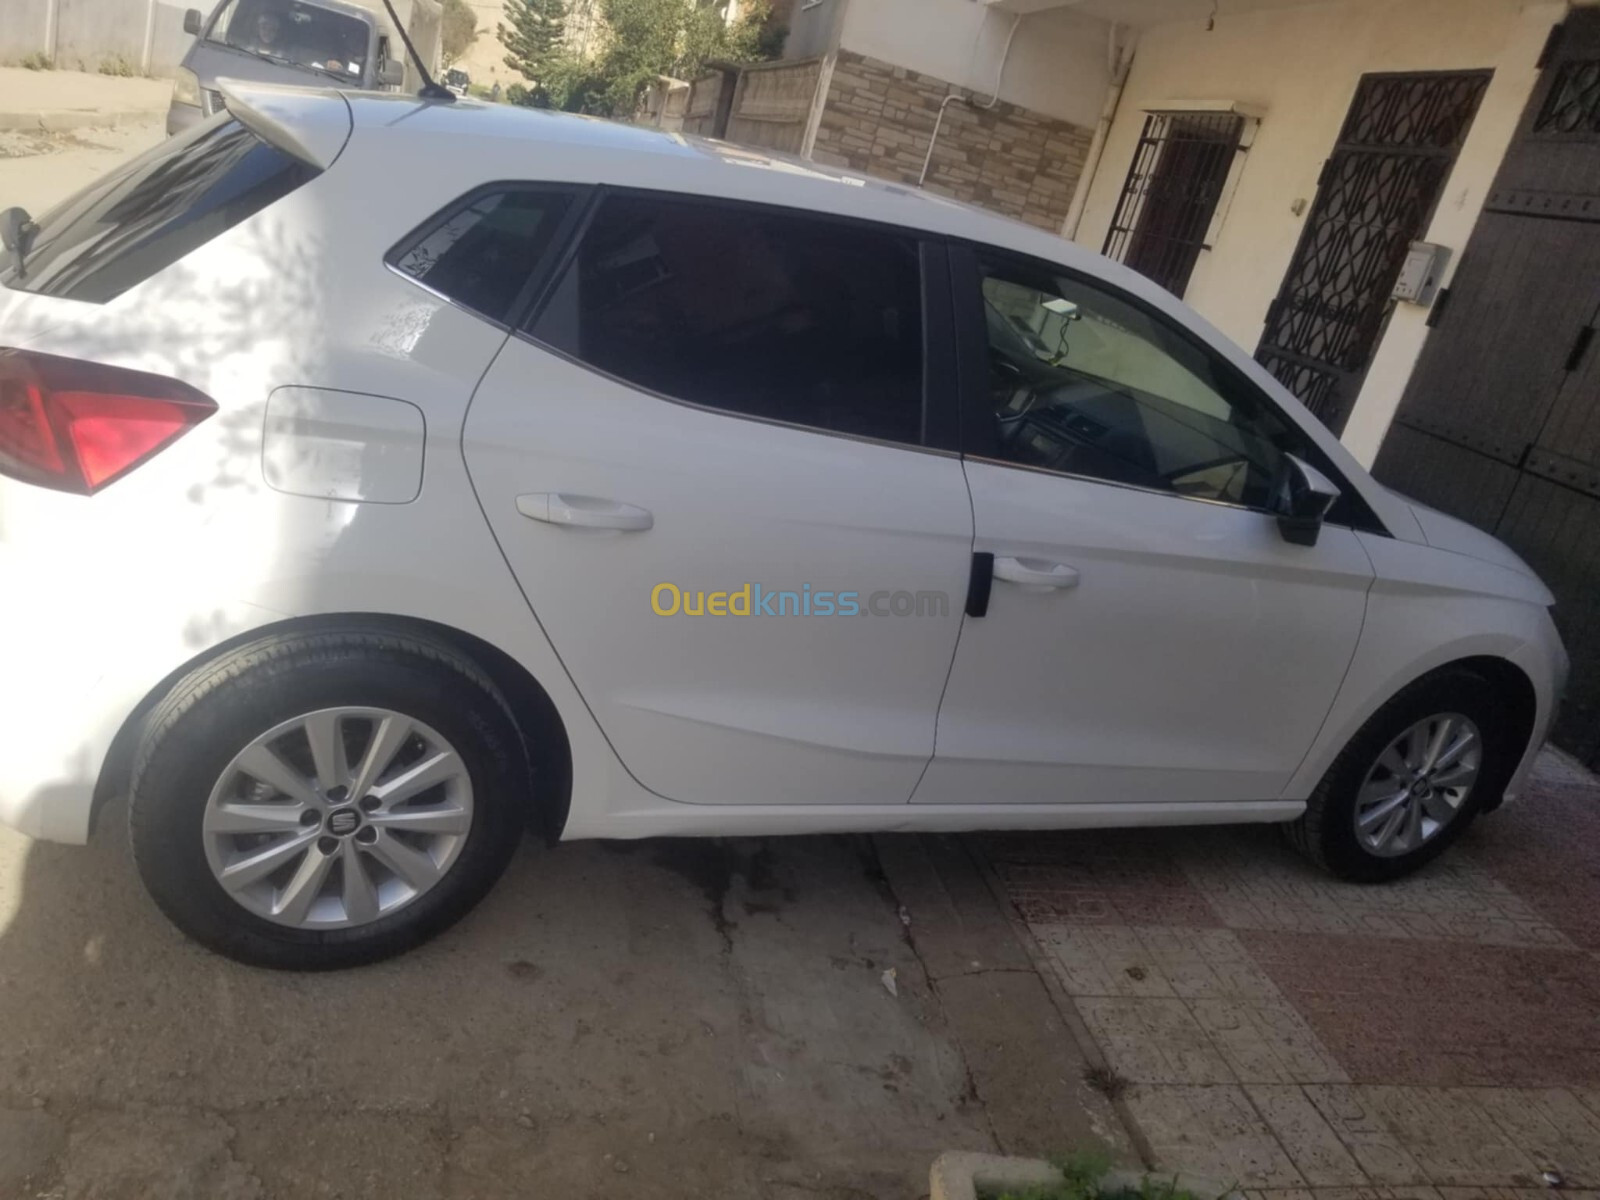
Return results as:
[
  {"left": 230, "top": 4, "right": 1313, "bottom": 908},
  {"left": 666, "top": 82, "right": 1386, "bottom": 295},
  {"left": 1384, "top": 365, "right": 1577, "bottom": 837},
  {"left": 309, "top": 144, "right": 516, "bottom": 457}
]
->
[
  {"left": 460, "top": 189, "right": 972, "bottom": 807},
  {"left": 912, "top": 244, "right": 1376, "bottom": 808}
]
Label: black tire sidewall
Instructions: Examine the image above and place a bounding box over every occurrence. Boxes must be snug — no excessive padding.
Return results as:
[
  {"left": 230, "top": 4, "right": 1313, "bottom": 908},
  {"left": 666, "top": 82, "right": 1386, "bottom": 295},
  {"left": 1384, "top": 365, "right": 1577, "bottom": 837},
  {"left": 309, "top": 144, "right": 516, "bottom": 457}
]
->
[
  {"left": 1312, "top": 670, "right": 1510, "bottom": 882},
  {"left": 130, "top": 637, "right": 526, "bottom": 969}
]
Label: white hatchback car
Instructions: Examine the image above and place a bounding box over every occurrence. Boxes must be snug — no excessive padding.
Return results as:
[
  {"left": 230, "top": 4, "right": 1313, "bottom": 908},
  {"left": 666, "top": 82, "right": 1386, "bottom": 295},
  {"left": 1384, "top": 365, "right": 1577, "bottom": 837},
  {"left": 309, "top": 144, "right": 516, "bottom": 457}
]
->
[{"left": 0, "top": 83, "right": 1567, "bottom": 968}]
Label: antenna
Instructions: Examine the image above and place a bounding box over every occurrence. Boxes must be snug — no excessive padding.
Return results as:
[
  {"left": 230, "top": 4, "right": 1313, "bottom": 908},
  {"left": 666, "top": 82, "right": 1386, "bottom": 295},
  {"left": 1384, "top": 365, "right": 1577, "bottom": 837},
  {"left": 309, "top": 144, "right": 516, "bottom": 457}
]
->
[{"left": 376, "top": 0, "right": 455, "bottom": 101}]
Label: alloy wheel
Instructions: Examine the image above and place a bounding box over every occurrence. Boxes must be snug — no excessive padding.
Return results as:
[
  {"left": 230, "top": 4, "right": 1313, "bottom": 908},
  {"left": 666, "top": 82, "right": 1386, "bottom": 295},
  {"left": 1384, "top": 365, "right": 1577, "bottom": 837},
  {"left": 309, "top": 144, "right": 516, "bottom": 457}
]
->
[
  {"left": 1353, "top": 711, "right": 1481, "bottom": 858},
  {"left": 202, "top": 707, "right": 474, "bottom": 929}
]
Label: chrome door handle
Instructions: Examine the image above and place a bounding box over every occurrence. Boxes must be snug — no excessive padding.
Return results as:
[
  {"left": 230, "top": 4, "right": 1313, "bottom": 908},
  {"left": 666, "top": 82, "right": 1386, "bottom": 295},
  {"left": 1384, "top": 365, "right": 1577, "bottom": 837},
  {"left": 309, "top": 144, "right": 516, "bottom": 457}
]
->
[
  {"left": 516, "top": 493, "right": 654, "bottom": 531},
  {"left": 993, "top": 556, "right": 1079, "bottom": 590}
]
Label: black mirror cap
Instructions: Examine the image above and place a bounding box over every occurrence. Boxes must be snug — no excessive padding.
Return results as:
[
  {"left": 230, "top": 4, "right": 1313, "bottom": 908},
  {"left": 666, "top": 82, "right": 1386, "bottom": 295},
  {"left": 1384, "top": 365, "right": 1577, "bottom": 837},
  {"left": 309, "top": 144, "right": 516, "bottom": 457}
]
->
[
  {"left": 1275, "top": 454, "right": 1340, "bottom": 547},
  {"left": 183, "top": 8, "right": 203, "bottom": 35},
  {"left": 1, "top": 206, "right": 36, "bottom": 254}
]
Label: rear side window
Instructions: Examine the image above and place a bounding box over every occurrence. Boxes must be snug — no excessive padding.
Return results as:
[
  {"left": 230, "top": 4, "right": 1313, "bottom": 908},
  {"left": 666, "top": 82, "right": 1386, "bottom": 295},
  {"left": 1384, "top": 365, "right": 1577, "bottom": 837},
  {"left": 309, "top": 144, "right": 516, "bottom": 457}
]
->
[
  {"left": 389, "top": 188, "right": 575, "bottom": 325},
  {"left": 529, "top": 193, "right": 926, "bottom": 446},
  {"left": 0, "top": 119, "right": 317, "bottom": 304}
]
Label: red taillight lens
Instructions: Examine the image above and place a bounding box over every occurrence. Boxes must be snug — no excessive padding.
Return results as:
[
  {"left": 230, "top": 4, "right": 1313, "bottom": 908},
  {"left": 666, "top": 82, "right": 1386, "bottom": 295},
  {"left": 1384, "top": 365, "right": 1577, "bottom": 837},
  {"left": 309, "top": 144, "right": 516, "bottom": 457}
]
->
[{"left": 0, "top": 347, "right": 216, "bottom": 495}]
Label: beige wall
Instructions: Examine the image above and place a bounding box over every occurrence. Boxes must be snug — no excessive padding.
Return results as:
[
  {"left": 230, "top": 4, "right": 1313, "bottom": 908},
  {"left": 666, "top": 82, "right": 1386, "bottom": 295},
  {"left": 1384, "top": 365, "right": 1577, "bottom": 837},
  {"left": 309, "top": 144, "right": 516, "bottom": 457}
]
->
[
  {"left": 837, "top": 0, "right": 1113, "bottom": 129},
  {"left": 1073, "top": 0, "right": 1564, "bottom": 464}
]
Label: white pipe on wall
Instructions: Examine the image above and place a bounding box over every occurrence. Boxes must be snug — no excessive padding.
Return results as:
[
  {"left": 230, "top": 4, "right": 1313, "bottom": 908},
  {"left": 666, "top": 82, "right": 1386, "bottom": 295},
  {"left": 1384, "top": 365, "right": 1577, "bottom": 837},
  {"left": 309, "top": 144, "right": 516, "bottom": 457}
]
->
[
  {"left": 1062, "top": 23, "right": 1135, "bottom": 242},
  {"left": 917, "top": 9, "right": 1022, "bottom": 188}
]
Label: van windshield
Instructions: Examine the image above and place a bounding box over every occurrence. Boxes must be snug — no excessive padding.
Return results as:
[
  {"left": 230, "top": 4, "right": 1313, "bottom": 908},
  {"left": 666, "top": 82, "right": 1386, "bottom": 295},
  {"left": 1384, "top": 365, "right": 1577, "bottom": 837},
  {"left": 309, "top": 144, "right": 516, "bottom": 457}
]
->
[{"left": 205, "top": 0, "right": 371, "bottom": 81}]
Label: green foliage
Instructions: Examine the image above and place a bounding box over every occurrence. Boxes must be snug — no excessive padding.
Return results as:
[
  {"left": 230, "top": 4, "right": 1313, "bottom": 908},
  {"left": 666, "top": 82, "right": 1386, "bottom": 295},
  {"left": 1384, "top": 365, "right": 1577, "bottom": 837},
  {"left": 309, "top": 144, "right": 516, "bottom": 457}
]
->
[
  {"left": 19, "top": 52, "right": 54, "bottom": 71},
  {"left": 498, "top": 0, "right": 568, "bottom": 103},
  {"left": 441, "top": 0, "right": 479, "bottom": 66},
  {"left": 505, "top": 81, "right": 531, "bottom": 105},
  {"left": 500, "top": 0, "right": 774, "bottom": 118}
]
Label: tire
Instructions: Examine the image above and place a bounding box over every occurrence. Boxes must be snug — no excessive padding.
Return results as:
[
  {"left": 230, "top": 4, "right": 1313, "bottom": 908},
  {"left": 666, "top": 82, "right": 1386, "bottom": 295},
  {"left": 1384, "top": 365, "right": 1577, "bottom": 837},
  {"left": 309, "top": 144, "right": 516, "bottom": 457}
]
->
[
  {"left": 1285, "top": 667, "right": 1514, "bottom": 882},
  {"left": 129, "top": 624, "right": 530, "bottom": 969}
]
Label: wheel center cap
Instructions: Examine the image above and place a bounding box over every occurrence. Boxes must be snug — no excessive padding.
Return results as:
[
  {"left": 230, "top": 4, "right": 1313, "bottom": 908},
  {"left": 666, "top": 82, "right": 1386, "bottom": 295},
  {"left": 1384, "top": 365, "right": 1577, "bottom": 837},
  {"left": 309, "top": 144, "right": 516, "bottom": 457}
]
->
[
  {"left": 326, "top": 807, "right": 362, "bottom": 837},
  {"left": 1413, "top": 779, "right": 1433, "bottom": 800}
]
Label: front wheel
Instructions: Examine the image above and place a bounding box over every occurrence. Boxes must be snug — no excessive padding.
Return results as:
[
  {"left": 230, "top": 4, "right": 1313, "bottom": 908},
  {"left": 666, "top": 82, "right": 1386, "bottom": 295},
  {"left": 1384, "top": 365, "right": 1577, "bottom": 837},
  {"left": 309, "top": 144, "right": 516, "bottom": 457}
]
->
[
  {"left": 129, "top": 625, "right": 530, "bottom": 969},
  {"left": 1286, "top": 669, "right": 1513, "bottom": 882}
]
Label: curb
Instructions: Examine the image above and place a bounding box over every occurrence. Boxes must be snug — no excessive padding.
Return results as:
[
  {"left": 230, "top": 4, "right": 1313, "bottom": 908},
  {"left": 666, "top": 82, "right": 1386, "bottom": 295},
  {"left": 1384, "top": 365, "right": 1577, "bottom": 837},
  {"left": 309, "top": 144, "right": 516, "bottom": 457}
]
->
[
  {"left": 929, "top": 1155, "right": 1239, "bottom": 1200},
  {"left": 0, "top": 107, "right": 166, "bottom": 133}
]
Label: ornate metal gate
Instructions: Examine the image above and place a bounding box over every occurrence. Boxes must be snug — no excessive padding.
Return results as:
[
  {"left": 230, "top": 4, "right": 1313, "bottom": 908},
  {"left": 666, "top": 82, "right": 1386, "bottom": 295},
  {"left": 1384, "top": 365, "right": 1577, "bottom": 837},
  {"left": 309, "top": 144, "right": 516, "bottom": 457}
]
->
[
  {"left": 1255, "top": 71, "right": 1490, "bottom": 432},
  {"left": 1375, "top": 12, "right": 1600, "bottom": 769}
]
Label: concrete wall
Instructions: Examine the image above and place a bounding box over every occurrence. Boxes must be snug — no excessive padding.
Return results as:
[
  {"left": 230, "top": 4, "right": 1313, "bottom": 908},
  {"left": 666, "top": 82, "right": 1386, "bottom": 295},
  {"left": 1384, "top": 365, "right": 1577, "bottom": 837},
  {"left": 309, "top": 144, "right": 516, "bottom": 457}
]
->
[
  {"left": 836, "top": 0, "right": 1112, "bottom": 130},
  {"left": 783, "top": 0, "right": 845, "bottom": 61},
  {"left": 2, "top": 0, "right": 194, "bottom": 74},
  {"left": 1072, "top": 0, "right": 1565, "bottom": 464},
  {"left": 812, "top": 49, "right": 1094, "bottom": 232}
]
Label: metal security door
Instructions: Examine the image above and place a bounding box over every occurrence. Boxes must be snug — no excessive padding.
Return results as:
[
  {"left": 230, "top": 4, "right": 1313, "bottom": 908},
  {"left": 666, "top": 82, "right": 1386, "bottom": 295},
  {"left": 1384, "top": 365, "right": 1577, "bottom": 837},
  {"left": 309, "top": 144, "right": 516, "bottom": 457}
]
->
[
  {"left": 1375, "top": 12, "right": 1600, "bottom": 769},
  {"left": 1256, "top": 71, "right": 1490, "bottom": 433}
]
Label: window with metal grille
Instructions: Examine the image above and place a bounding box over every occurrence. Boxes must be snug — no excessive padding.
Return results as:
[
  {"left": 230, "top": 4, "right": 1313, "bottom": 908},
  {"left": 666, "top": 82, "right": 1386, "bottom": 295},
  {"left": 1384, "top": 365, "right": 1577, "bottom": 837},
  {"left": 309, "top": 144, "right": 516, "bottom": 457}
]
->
[{"left": 1102, "top": 112, "right": 1245, "bottom": 297}]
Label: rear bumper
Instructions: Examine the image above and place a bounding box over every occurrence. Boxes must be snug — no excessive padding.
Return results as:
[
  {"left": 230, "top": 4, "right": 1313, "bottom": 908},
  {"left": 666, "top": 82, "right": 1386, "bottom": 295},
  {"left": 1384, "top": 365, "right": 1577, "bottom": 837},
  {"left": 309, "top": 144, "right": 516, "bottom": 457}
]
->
[{"left": 0, "top": 642, "right": 114, "bottom": 844}]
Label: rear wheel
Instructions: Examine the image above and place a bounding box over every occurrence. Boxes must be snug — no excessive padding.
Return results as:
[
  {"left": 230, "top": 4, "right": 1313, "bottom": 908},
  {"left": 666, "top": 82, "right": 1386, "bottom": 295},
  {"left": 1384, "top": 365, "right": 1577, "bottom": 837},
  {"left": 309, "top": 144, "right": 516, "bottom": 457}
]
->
[
  {"left": 130, "top": 625, "right": 529, "bottom": 968},
  {"left": 1286, "top": 669, "right": 1511, "bottom": 881}
]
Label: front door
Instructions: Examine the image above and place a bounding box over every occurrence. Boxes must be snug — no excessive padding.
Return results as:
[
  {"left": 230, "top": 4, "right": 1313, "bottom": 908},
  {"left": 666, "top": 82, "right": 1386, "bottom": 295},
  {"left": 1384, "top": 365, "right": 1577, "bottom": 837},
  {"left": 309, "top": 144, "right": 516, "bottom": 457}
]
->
[
  {"left": 914, "top": 246, "right": 1374, "bottom": 807},
  {"left": 464, "top": 190, "right": 972, "bottom": 806},
  {"left": 1375, "top": 10, "right": 1600, "bottom": 768},
  {"left": 1256, "top": 70, "right": 1490, "bottom": 433}
]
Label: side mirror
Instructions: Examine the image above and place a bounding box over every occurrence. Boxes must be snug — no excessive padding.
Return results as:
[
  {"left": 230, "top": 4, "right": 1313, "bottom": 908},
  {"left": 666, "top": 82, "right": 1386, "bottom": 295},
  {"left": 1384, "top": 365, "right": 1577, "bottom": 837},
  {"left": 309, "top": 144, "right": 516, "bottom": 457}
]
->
[
  {"left": 377, "top": 59, "right": 404, "bottom": 87},
  {"left": 1274, "top": 454, "right": 1340, "bottom": 547},
  {"left": 183, "top": 8, "right": 203, "bottom": 35},
  {"left": 1, "top": 206, "right": 36, "bottom": 251}
]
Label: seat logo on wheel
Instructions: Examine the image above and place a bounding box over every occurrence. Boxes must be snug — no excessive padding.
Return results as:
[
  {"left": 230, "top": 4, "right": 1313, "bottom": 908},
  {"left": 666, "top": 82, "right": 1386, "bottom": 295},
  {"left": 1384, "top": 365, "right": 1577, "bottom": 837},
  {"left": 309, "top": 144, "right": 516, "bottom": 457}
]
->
[{"left": 328, "top": 808, "right": 360, "bottom": 836}]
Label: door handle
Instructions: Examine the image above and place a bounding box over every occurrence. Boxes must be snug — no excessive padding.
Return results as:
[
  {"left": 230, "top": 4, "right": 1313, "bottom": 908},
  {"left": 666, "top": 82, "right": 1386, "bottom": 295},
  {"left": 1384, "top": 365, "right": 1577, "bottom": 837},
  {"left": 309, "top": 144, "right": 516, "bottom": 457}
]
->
[
  {"left": 516, "top": 493, "right": 654, "bottom": 531},
  {"left": 993, "top": 556, "right": 1079, "bottom": 590}
]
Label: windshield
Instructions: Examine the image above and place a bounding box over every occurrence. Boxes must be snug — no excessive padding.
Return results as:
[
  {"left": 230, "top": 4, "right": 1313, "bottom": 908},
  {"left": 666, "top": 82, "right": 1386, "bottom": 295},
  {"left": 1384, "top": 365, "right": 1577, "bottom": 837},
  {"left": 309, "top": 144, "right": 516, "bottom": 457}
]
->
[{"left": 205, "top": 0, "right": 371, "bottom": 81}]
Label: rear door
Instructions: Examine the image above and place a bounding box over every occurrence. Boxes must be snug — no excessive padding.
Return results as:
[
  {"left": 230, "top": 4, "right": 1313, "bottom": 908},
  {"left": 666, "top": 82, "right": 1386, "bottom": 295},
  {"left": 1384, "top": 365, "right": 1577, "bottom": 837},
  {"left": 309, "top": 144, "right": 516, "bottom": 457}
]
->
[{"left": 461, "top": 190, "right": 972, "bottom": 806}]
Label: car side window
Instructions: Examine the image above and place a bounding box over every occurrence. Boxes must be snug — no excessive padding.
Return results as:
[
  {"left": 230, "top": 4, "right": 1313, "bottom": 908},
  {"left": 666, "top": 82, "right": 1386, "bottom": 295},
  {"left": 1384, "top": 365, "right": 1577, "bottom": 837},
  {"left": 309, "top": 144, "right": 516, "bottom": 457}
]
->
[
  {"left": 389, "top": 187, "right": 575, "bottom": 326},
  {"left": 530, "top": 193, "right": 925, "bottom": 446},
  {"left": 976, "top": 253, "right": 1307, "bottom": 511}
]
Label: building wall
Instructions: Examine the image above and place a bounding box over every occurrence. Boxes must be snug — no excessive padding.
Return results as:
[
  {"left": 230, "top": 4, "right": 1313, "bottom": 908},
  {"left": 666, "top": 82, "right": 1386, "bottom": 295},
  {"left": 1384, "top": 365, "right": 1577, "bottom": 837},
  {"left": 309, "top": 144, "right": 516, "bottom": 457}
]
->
[
  {"left": 836, "top": 0, "right": 1111, "bottom": 130},
  {"left": 1073, "top": 0, "right": 1564, "bottom": 464},
  {"left": 811, "top": 49, "right": 1094, "bottom": 232},
  {"left": 782, "top": 0, "right": 844, "bottom": 61}
]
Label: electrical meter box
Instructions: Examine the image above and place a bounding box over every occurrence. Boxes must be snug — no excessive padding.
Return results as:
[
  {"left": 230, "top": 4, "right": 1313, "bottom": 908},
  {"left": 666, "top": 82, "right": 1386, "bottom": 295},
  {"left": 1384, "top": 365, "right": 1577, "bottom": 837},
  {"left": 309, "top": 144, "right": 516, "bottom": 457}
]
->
[{"left": 1393, "top": 242, "right": 1449, "bottom": 306}]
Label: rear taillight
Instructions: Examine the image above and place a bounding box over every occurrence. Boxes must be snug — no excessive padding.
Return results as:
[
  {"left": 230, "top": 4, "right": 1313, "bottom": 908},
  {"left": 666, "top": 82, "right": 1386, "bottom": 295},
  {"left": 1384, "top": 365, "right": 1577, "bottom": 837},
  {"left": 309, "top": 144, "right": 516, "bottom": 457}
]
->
[{"left": 0, "top": 347, "right": 216, "bottom": 494}]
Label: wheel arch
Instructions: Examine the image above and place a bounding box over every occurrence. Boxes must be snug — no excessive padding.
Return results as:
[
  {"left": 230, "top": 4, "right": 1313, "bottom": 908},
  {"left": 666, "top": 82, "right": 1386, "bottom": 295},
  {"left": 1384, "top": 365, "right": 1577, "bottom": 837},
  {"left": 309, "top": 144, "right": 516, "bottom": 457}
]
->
[{"left": 92, "top": 612, "right": 573, "bottom": 840}]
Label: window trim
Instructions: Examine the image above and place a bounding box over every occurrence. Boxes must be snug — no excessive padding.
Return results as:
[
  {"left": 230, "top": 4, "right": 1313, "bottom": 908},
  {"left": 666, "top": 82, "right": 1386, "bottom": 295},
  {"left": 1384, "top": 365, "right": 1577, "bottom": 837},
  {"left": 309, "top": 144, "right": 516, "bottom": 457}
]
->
[
  {"left": 948, "top": 239, "right": 1388, "bottom": 535},
  {"left": 508, "top": 184, "right": 962, "bottom": 456},
  {"left": 382, "top": 181, "right": 596, "bottom": 331}
]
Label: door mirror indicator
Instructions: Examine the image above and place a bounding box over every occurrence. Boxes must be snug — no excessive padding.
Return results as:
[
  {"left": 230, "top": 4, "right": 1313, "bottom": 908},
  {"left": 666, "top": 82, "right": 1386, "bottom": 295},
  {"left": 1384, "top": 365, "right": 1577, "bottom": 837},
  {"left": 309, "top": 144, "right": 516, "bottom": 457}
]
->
[{"left": 1275, "top": 454, "right": 1340, "bottom": 547}]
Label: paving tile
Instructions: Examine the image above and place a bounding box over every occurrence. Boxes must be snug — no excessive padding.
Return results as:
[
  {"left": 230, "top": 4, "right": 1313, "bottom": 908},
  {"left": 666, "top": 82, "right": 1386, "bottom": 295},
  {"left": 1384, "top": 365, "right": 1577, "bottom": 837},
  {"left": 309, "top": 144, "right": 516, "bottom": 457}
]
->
[
  {"left": 1033, "top": 925, "right": 1179, "bottom": 998},
  {"left": 1246, "top": 1085, "right": 1368, "bottom": 1186},
  {"left": 1302, "top": 1085, "right": 1431, "bottom": 1185},
  {"left": 1074, "top": 996, "right": 1235, "bottom": 1085},
  {"left": 1191, "top": 996, "right": 1348, "bottom": 1085},
  {"left": 981, "top": 830, "right": 1221, "bottom": 927},
  {"left": 1124, "top": 1084, "right": 1306, "bottom": 1187},
  {"left": 1178, "top": 832, "right": 1566, "bottom": 948},
  {"left": 1245, "top": 935, "right": 1600, "bottom": 1087},
  {"left": 1357, "top": 1087, "right": 1542, "bottom": 1186},
  {"left": 1464, "top": 777, "right": 1600, "bottom": 952},
  {"left": 1468, "top": 1088, "right": 1600, "bottom": 1187},
  {"left": 1304, "top": 1189, "right": 1444, "bottom": 1200}
]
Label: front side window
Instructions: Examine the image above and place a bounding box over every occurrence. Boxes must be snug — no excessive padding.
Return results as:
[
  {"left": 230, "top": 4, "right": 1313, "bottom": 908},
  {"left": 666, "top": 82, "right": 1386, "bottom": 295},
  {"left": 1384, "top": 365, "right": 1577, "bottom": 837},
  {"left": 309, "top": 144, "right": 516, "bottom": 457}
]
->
[
  {"left": 0, "top": 119, "right": 316, "bottom": 304},
  {"left": 206, "top": 0, "right": 371, "bottom": 81},
  {"left": 390, "top": 188, "right": 575, "bottom": 326},
  {"left": 530, "top": 193, "right": 925, "bottom": 446},
  {"left": 976, "top": 253, "right": 1305, "bottom": 510}
]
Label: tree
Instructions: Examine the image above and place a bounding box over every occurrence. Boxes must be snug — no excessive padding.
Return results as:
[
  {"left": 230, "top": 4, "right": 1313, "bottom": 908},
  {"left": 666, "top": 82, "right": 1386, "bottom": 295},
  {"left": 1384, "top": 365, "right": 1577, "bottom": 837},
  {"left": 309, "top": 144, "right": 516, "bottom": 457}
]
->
[
  {"left": 499, "top": 0, "right": 569, "bottom": 102},
  {"left": 440, "top": 0, "right": 479, "bottom": 66},
  {"left": 558, "top": 0, "right": 772, "bottom": 118}
]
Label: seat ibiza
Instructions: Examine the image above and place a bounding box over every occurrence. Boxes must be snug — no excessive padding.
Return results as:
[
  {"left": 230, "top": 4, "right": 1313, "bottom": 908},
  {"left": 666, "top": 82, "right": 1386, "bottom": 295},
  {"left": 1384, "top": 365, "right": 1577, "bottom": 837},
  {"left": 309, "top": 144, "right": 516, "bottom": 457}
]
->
[{"left": 0, "top": 83, "right": 1566, "bottom": 968}]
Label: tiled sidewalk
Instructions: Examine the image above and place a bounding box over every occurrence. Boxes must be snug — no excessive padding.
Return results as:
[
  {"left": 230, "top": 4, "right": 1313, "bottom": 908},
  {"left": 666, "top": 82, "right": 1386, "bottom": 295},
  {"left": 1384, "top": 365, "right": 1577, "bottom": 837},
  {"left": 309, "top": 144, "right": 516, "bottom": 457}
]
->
[{"left": 977, "top": 752, "right": 1600, "bottom": 1199}]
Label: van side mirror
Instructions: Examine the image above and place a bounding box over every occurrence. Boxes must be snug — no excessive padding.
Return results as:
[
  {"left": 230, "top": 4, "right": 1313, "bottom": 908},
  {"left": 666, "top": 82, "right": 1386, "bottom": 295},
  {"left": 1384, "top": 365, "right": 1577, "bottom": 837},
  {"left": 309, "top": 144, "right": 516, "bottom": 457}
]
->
[
  {"left": 183, "top": 8, "right": 203, "bottom": 35},
  {"left": 1274, "top": 454, "right": 1340, "bottom": 547},
  {"left": 377, "top": 60, "right": 404, "bottom": 87}
]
